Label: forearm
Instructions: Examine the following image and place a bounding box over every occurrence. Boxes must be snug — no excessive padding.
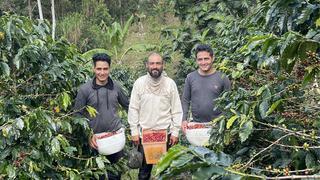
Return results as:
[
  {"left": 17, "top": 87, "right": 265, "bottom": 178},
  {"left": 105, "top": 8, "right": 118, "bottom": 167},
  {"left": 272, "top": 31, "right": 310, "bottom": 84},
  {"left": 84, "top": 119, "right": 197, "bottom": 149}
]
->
[{"left": 128, "top": 107, "right": 140, "bottom": 136}]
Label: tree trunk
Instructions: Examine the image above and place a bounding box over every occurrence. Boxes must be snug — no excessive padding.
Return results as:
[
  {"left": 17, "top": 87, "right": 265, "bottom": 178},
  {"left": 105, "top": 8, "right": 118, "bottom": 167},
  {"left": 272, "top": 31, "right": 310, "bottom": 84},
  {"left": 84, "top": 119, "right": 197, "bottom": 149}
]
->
[
  {"left": 37, "top": 0, "right": 44, "bottom": 20},
  {"left": 51, "top": 0, "right": 56, "bottom": 40},
  {"left": 118, "top": 0, "right": 123, "bottom": 25},
  {"left": 28, "top": 0, "right": 32, "bottom": 19}
]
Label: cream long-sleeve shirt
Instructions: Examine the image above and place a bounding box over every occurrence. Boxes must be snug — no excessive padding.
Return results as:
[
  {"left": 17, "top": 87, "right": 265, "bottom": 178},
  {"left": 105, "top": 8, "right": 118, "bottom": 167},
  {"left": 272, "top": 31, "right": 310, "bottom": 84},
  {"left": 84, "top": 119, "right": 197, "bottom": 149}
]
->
[{"left": 128, "top": 73, "right": 182, "bottom": 137}]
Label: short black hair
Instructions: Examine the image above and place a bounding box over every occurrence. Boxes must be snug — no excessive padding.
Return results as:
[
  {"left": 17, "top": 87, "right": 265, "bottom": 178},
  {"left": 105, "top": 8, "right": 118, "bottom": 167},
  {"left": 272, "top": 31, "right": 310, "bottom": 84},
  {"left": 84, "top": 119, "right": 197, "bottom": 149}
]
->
[
  {"left": 92, "top": 53, "right": 111, "bottom": 66},
  {"left": 195, "top": 44, "right": 214, "bottom": 57}
]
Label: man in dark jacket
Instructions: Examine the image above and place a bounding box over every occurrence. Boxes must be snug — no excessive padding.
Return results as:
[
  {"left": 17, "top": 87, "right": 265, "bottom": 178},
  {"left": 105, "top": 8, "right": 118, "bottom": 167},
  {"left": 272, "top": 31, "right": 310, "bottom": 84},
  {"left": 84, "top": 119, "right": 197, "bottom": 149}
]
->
[{"left": 74, "top": 53, "right": 129, "bottom": 180}]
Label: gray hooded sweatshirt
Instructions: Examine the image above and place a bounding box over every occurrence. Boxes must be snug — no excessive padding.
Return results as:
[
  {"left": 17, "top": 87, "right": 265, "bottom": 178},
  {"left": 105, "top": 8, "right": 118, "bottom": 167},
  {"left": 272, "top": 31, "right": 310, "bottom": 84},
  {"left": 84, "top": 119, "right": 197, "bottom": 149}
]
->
[{"left": 74, "top": 77, "right": 129, "bottom": 133}]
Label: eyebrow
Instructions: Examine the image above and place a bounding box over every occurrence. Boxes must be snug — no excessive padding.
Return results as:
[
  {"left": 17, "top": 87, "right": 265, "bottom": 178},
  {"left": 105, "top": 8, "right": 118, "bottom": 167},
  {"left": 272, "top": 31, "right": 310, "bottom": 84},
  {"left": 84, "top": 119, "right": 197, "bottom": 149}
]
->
[{"left": 197, "top": 57, "right": 210, "bottom": 60}]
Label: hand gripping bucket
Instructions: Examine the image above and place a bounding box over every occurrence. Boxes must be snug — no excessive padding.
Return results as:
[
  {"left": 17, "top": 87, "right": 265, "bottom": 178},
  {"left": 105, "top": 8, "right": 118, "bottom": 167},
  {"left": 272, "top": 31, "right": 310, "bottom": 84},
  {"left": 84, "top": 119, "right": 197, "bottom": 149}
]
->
[{"left": 95, "top": 128, "right": 125, "bottom": 155}]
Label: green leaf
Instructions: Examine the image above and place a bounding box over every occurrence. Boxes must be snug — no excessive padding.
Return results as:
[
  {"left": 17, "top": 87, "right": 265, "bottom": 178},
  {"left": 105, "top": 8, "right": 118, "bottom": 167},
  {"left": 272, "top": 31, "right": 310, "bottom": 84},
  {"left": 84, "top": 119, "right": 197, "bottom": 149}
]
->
[
  {"left": 218, "top": 119, "right": 225, "bottom": 134},
  {"left": 86, "top": 106, "right": 97, "bottom": 118},
  {"left": 217, "top": 152, "right": 233, "bottom": 166},
  {"left": 61, "top": 92, "right": 71, "bottom": 111},
  {"left": 15, "top": 118, "right": 24, "bottom": 130},
  {"left": 6, "top": 164, "right": 16, "bottom": 179},
  {"left": 316, "top": 18, "right": 320, "bottom": 27},
  {"left": 239, "top": 121, "right": 253, "bottom": 142},
  {"left": 305, "top": 153, "right": 316, "bottom": 169},
  {"left": 51, "top": 137, "right": 61, "bottom": 155},
  {"left": 227, "top": 115, "right": 238, "bottom": 129},
  {"left": 266, "top": 100, "right": 282, "bottom": 115},
  {"left": 303, "top": 67, "right": 316, "bottom": 85},
  {"left": 256, "top": 85, "right": 267, "bottom": 96},
  {"left": 0, "top": 62, "right": 10, "bottom": 76},
  {"left": 156, "top": 145, "right": 189, "bottom": 176},
  {"left": 171, "top": 153, "right": 194, "bottom": 167},
  {"left": 159, "top": 162, "right": 208, "bottom": 179},
  {"left": 192, "top": 165, "right": 226, "bottom": 180},
  {"left": 96, "top": 157, "right": 105, "bottom": 169},
  {"left": 13, "top": 48, "right": 23, "bottom": 69},
  {"left": 296, "top": 4, "right": 314, "bottom": 25},
  {"left": 297, "top": 41, "right": 319, "bottom": 60},
  {"left": 280, "top": 34, "right": 300, "bottom": 73},
  {"left": 259, "top": 101, "right": 269, "bottom": 119}
]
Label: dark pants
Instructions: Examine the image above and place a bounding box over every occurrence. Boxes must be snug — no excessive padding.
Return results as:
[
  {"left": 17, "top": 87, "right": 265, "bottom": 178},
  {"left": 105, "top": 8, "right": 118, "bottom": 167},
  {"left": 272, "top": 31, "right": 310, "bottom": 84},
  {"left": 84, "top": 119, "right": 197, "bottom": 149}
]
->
[
  {"left": 98, "top": 150, "right": 124, "bottom": 180},
  {"left": 137, "top": 134, "right": 172, "bottom": 180}
]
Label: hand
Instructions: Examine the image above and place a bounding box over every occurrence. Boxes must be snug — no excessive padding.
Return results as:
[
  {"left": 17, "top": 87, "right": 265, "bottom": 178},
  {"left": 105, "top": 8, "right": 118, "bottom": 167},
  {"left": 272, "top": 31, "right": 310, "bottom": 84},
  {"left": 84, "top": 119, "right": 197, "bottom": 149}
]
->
[
  {"left": 89, "top": 134, "right": 98, "bottom": 150},
  {"left": 169, "top": 135, "right": 179, "bottom": 146},
  {"left": 181, "top": 120, "right": 188, "bottom": 134},
  {"left": 132, "top": 135, "right": 140, "bottom": 145}
]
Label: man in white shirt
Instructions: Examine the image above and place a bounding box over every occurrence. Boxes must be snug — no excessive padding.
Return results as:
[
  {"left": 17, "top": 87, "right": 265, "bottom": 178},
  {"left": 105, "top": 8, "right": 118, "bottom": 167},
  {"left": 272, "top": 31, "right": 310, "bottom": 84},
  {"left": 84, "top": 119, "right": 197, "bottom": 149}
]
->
[{"left": 128, "top": 53, "right": 182, "bottom": 180}]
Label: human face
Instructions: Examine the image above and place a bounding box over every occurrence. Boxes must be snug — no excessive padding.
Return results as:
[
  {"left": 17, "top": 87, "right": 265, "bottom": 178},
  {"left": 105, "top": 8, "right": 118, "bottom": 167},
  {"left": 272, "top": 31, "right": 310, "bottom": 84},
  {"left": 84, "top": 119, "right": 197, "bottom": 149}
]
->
[
  {"left": 146, "top": 54, "right": 163, "bottom": 78},
  {"left": 196, "top": 51, "right": 214, "bottom": 74},
  {"left": 93, "top": 61, "right": 110, "bottom": 85}
]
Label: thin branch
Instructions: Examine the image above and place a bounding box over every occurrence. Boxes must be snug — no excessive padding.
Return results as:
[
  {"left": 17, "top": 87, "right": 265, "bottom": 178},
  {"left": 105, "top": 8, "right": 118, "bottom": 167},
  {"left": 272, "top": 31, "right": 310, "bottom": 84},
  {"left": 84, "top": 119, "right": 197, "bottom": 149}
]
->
[
  {"left": 253, "top": 120, "right": 320, "bottom": 140},
  {"left": 249, "top": 167, "right": 315, "bottom": 174},
  {"left": 263, "top": 139, "right": 320, "bottom": 149},
  {"left": 266, "top": 175, "right": 320, "bottom": 179},
  {"left": 242, "top": 133, "right": 294, "bottom": 169},
  {"left": 60, "top": 151, "right": 93, "bottom": 161}
]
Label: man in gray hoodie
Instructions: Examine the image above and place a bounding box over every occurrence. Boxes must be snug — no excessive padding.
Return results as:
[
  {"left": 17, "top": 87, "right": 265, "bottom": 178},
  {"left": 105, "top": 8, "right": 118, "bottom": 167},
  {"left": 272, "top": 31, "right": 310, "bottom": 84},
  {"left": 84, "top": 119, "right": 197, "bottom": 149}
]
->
[{"left": 74, "top": 53, "right": 129, "bottom": 180}]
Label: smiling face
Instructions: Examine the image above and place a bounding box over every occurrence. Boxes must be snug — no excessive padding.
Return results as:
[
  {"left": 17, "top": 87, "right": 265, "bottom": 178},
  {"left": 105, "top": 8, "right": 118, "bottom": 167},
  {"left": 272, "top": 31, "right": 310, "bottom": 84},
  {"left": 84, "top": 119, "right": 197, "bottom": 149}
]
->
[
  {"left": 196, "top": 51, "right": 214, "bottom": 74},
  {"left": 93, "top": 61, "right": 110, "bottom": 85},
  {"left": 146, "top": 53, "right": 163, "bottom": 78}
]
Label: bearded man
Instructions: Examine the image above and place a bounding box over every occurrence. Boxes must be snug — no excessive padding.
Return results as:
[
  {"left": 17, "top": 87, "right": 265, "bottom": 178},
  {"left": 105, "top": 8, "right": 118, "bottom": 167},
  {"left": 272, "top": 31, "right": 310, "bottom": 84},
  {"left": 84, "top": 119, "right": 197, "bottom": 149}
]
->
[{"left": 128, "top": 52, "right": 182, "bottom": 180}]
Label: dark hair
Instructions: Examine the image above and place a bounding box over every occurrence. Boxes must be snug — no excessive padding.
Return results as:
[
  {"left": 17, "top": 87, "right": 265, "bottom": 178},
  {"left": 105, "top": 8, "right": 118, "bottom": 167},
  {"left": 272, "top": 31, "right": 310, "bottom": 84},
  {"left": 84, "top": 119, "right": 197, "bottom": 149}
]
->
[
  {"left": 195, "top": 44, "right": 214, "bottom": 57},
  {"left": 92, "top": 53, "right": 111, "bottom": 66}
]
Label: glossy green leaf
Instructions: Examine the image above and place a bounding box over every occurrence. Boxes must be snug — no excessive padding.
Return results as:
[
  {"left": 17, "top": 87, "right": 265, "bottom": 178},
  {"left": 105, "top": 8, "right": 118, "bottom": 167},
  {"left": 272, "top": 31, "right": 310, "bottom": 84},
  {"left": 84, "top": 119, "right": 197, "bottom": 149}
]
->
[
  {"left": 192, "top": 165, "right": 226, "bottom": 180},
  {"left": 266, "top": 99, "right": 282, "bottom": 115},
  {"left": 156, "top": 145, "right": 189, "bottom": 176},
  {"left": 170, "top": 153, "right": 194, "bottom": 167},
  {"left": 259, "top": 101, "right": 269, "bottom": 119},
  {"left": 86, "top": 106, "right": 97, "bottom": 118},
  {"left": 96, "top": 157, "right": 105, "bottom": 169},
  {"left": 296, "top": 4, "right": 314, "bottom": 25},
  {"left": 305, "top": 153, "right": 316, "bottom": 169},
  {"left": 61, "top": 92, "right": 71, "bottom": 111},
  {"left": 316, "top": 18, "right": 320, "bottom": 27},
  {"left": 51, "top": 137, "right": 60, "bottom": 155},
  {"left": 0, "top": 62, "right": 10, "bottom": 76},
  {"left": 239, "top": 121, "right": 253, "bottom": 142},
  {"left": 227, "top": 115, "right": 238, "bottom": 129}
]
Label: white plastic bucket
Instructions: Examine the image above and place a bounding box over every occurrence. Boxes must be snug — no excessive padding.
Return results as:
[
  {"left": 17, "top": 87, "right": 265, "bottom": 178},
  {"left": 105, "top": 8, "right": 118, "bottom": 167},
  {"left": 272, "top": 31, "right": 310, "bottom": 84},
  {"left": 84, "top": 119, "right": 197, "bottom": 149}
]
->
[
  {"left": 95, "top": 128, "right": 125, "bottom": 155},
  {"left": 185, "top": 123, "right": 212, "bottom": 146}
]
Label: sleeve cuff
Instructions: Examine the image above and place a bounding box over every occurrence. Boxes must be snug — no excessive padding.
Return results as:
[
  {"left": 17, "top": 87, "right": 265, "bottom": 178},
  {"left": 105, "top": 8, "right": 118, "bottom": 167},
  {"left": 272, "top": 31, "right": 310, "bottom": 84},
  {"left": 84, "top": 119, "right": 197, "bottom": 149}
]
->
[
  {"left": 171, "top": 129, "right": 179, "bottom": 137},
  {"left": 130, "top": 126, "right": 139, "bottom": 136}
]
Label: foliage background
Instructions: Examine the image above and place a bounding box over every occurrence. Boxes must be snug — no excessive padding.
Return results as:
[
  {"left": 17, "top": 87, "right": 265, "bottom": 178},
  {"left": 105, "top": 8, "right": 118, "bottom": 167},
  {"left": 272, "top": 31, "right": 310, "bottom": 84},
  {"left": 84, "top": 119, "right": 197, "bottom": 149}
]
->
[{"left": 1, "top": 0, "right": 320, "bottom": 179}]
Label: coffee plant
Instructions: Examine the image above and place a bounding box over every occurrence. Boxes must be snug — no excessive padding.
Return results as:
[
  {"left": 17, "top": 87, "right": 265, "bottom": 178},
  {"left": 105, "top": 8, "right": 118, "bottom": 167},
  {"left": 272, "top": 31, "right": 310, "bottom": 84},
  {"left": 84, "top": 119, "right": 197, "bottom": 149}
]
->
[{"left": 156, "top": 0, "right": 320, "bottom": 179}]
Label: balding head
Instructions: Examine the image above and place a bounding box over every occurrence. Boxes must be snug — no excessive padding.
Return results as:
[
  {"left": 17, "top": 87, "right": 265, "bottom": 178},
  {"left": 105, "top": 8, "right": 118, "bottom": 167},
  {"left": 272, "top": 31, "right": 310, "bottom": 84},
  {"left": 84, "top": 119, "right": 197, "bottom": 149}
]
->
[
  {"left": 147, "top": 52, "right": 163, "bottom": 64},
  {"left": 146, "top": 52, "right": 164, "bottom": 78}
]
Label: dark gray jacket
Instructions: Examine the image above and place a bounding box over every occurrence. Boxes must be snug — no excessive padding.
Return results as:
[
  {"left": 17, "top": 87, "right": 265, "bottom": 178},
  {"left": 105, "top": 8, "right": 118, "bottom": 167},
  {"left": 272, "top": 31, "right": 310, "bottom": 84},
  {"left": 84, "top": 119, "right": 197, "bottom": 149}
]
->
[{"left": 74, "top": 77, "right": 129, "bottom": 133}]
